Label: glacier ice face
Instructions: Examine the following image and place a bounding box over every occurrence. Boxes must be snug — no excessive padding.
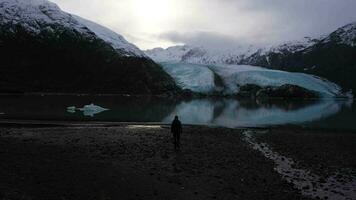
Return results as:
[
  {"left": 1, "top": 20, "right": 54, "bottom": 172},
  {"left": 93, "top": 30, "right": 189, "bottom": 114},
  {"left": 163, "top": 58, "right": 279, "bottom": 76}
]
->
[
  {"left": 161, "top": 62, "right": 218, "bottom": 93},
  {"left": 160, "top": 62, "right": 344, "bottom": 97},
  {"left": 0, "top": 0, "right": 145, "bottom": 57},
  {"left": 210, "top": 64, "right": 342, "bottom": 97}
]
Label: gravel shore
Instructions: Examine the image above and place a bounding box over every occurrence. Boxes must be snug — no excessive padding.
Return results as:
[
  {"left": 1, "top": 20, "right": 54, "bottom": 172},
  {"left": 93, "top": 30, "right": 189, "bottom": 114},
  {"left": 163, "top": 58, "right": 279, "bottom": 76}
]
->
[{"left": 0, "top": 124, "right": 311, "bottom": 200}]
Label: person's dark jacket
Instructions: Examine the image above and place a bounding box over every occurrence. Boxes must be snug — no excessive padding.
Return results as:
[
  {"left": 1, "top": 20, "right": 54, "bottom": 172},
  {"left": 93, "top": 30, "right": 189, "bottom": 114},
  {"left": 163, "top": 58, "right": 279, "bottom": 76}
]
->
[{"left": 171, "top": 119, "right": 182, "bottom": 135}]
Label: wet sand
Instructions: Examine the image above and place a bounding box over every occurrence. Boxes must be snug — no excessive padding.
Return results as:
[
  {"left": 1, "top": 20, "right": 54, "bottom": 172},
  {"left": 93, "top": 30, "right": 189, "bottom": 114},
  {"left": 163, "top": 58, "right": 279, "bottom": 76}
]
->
[{"left": 0, "top": 123, "right": 353, "bottom": 200}]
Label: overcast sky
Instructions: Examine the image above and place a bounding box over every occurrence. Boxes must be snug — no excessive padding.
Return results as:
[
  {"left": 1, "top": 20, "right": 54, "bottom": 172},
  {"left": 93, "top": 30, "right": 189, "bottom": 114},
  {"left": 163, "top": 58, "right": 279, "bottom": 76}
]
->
[{"left": 50, "top": 0, "right": 356, "bottom": 50}]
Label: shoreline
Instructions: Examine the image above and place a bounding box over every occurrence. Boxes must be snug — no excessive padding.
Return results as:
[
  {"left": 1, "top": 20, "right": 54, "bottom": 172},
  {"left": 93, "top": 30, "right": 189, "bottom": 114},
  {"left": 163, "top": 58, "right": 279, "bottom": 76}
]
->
[
  {"left": 1, "top": 119, "right": 356, "bottom": 133},
  {"left": 0, "top": 122, "right": 355, "bottom": 199}
]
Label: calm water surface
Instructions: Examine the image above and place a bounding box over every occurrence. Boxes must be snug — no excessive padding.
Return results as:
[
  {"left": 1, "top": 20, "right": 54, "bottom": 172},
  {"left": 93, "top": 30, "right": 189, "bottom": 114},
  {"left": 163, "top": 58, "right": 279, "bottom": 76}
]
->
[{"left": 0, "top": 95, "right": 354, "bottom": 130}]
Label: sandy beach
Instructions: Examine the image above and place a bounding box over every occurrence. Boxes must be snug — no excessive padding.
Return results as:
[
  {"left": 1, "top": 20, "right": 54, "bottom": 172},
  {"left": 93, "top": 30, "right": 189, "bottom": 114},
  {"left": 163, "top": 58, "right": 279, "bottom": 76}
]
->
[{"left": 0, "top": 122, "right": 355, "bottom": 200}]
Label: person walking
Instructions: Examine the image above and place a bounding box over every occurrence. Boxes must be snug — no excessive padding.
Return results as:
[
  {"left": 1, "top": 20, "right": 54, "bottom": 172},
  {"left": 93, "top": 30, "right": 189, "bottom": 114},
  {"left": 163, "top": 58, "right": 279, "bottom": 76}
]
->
[{"left": 171, "top": 115, "right": 182, "bottom": 150}]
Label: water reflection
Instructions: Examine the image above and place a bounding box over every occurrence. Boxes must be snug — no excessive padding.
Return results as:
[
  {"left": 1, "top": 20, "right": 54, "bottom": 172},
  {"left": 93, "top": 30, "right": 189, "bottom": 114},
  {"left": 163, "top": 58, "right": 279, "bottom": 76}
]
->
[
  {"left": 164, "top": 99, "right": 352, "bottom": 128},
  {"left": 0, "top": 95, "right": 354, "bottom": 129}
]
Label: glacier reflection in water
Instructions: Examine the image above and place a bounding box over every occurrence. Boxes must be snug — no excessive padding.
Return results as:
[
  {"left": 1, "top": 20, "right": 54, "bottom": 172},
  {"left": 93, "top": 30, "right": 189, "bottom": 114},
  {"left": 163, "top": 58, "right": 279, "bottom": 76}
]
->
[{"left": 164, "top": 99, "right": 352, "bottom": 128}]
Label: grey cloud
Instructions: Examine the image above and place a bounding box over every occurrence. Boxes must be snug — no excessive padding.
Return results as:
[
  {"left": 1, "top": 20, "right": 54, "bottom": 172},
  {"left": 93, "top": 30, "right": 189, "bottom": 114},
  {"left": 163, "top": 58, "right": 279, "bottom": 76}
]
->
[
  {"left": 159, "top": 31, "right": 258, "bottom": 49},
  {"left": 50, "top": 0, "right": 356, "bottom": 49},
  {"left": 158, "top": 0, "right": 356, "bottom": 49}
]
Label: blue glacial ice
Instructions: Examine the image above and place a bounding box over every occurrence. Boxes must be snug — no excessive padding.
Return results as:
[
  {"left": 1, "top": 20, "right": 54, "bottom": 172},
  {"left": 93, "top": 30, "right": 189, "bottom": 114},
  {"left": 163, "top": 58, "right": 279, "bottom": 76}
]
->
[
  {"left": 160, "top": 62, "right": 345, "bottom": 97},
  {"left": 161, "top": 62, "right": 219, "bottom": 93}
]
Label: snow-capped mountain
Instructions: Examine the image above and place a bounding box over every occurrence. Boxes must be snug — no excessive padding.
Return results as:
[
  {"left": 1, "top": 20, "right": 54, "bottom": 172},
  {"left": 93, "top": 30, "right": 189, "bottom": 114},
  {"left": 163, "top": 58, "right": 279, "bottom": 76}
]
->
[
  {"left": 0, "top": 0, "right": 179, "bottom": 94},
  {"left": 144, "top": 46, "right": 192, "bottom": 62},
  {"left": 145, "top": 44, "right": 262, "bottom": 65},
  {"left": 0, "top": 0, "right": 145, "bottom": 57},
  {"left": 145, "top": 22, "right": 356, "bottom": 65},
  {"left": 320, "top": 21, "right": 356, "bottom": 47},
  {"left": 145, "top": 21, "right": 356, "bottom": 92},
  {"left": 144, "top": 37, "right": 319, "bottom": 65}
]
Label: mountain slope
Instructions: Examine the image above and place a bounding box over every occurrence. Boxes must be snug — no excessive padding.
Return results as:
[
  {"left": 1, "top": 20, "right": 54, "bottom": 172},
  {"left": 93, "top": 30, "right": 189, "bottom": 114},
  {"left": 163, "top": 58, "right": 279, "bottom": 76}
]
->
[
  {"left": 0, "top": 0, "right": 179, "bottom": 94},
  {"left": 145, "top": 22, "right": 356, "bottom": 92},
  {"left": 251, "top": 22, "right": 356, "bottom": 92}
]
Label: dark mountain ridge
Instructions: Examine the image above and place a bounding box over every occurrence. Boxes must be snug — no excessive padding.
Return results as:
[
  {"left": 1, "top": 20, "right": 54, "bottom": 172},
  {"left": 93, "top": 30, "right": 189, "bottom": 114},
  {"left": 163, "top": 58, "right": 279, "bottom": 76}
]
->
[{"left": 0, "top": 0, "right": 179, "bottom": 95}]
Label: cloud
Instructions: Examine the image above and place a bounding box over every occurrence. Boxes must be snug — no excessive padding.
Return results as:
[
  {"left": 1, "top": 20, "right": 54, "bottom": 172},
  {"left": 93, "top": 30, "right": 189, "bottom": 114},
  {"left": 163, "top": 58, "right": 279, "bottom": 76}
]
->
[
  {"left": 156, "top": 0, "right": 356, "bottom": 49},
  {"left": 159, "top": 31, "right": 257, "bottom": 49},
  {"left": 50, "top": 0, "right": 356, "bottom": 49}
]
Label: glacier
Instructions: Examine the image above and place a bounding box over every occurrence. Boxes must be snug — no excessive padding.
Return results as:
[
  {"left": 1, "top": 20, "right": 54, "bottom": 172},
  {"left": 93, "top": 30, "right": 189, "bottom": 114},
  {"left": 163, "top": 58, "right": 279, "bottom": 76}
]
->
[
  {"left": 160, "top": 62, "right": 344, "bottom": 97},
  {"left": 161, "top": 62, "right": 218, "bottom": 93}
]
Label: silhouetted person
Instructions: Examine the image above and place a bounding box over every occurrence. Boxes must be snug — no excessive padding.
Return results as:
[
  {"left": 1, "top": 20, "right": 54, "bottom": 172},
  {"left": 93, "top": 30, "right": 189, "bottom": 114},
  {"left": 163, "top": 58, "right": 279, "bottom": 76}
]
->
[{"left": 171, "top": 115, "right": 182, "bottom": 150}]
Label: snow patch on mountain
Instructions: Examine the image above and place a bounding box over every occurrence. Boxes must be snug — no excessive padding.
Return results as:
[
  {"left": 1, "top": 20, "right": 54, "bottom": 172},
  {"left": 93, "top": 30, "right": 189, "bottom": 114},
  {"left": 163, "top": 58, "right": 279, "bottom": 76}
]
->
[
  {"left": 144, "top": 38, "right": 318, "bottom": 65},
  {"left": 264, "top": 37, "right": 319, "bottom": 54},
  {"left": 73, "top": 16, "right": 145, "bottom": 57},
  {"left": 0, "top": 0, "right": 145, "bottom": 57},
  {"left": 322, "top": 21, "right": 356, "bottom": 46},
  {"left": 182, "top": 45, "right": 261, "bottom": 65},
  {"left": 145, "top": 21, "right": 356, "bottom": 65},
  {"left": 144, "top": 46, "right": 192, "bottom": 62}
]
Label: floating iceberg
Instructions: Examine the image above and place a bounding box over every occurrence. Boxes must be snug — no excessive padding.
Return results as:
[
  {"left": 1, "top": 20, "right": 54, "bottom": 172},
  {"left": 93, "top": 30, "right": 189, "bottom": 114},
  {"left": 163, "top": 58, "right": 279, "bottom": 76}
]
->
[
  {"left": 66, "top": 104, "right": 109, "bottom": 117},
  {"left": 66, "top": 106, "right": 76, "bottom": 113}
]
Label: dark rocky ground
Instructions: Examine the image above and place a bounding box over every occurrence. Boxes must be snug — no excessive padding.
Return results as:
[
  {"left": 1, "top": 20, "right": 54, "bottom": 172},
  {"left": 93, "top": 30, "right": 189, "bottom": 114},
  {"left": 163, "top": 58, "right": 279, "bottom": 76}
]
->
[{"left": 0, "top": 124, "right": 310, "bottom": 200}]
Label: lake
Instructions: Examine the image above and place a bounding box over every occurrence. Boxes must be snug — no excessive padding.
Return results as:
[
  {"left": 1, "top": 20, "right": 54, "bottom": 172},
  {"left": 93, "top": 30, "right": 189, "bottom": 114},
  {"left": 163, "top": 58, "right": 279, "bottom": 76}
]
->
[{"left": 0, "top": 95, "right": 354, "bottom": 130}]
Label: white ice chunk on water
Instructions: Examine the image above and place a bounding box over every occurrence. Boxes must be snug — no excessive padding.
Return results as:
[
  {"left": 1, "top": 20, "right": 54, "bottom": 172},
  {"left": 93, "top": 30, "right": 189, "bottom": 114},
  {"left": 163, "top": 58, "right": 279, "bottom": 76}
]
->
[
  {"left": 66, "top": 104, "right": 108, "bottom": 117},
  {"left": 79, "top": 103, "right": 108, "bottom": 117},
  {"left": 66, "top": 106, "right": 76, "bottom": 113}
]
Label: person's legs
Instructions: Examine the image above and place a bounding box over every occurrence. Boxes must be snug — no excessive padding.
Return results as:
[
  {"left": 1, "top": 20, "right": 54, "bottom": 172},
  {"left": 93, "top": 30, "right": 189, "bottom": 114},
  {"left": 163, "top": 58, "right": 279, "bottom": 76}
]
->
[
  {"left": 177, "top": 133, "right": 180, "bottom": 149},
  {"left": 173, "top": 133, "right": 178, "bottom": 150}
]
